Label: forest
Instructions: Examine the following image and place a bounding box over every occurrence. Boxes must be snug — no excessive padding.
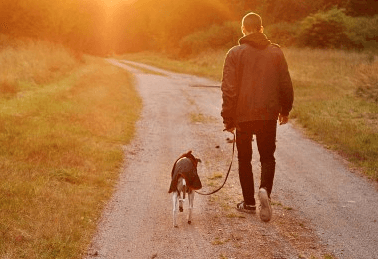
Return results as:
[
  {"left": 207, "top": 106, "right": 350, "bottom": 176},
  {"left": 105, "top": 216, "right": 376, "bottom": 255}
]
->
[{"left": 0, "top": 0, "right": 377, "bottom": 56}]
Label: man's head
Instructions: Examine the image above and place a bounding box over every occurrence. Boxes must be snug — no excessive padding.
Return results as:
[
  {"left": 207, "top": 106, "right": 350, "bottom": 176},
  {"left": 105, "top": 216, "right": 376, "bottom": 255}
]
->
[{"left": 241, "top": 12, "right": 263, "bottom": 36}]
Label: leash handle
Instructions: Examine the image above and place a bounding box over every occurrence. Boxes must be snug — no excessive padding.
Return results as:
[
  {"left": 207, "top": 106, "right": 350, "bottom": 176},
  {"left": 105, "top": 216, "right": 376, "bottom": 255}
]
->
[{"left": 195, "top": 131, "right": 235, "bottom": 196}]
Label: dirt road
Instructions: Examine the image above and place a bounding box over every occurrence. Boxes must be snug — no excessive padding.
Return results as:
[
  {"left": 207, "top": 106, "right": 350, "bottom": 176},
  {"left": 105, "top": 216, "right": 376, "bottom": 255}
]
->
[{"left": 85, "top": 59, "right": 378, "bottom": 259}]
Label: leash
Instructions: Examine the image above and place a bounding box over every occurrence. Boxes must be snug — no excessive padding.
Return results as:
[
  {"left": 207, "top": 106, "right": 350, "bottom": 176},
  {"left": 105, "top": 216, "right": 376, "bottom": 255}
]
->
[{"left": 195, "top": 131, "right": 235, "bottom": 196}]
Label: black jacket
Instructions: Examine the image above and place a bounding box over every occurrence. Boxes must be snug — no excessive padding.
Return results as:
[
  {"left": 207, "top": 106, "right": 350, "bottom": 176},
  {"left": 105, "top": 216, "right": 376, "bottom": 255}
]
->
[
  {"left": 168, "top": 151, "right": 202, "bottom": 193},
  {"left": 221, "top": 32, "right": 294, "bottom": 129}
]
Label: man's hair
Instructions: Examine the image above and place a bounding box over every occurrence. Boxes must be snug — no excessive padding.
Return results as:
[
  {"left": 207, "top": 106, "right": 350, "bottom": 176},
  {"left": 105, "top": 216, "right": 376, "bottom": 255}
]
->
[{"left": 242, "top": 12, "right": 262, "bottom": 33}]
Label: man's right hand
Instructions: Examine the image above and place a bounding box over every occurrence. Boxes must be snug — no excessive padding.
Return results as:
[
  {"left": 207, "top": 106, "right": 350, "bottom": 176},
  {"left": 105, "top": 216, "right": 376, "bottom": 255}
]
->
[{"left": 279, "top": 114, "right": 289, "bottom": 125}]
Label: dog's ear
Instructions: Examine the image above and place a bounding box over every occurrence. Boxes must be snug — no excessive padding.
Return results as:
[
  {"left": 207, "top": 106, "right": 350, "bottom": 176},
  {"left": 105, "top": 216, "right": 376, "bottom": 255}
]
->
[{"left": 196, "top": 158, "right": 202, "bottom": 163}]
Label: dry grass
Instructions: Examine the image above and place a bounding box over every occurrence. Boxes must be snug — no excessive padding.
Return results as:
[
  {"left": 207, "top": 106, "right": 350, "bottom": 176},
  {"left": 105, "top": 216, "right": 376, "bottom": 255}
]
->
[
  {"left": 0, "top": 35, "right": 79, "bottom": 98},
  {"left": 120, "top": 48, "right": 378, "bottom": 180},
  {"left": 355, "top": 59, "right": 378, "bottom": 103},
  {"left": 284, "top": 48, "right": 378, "bottom": 179},
  {"left": 0, "top": 38, "right": 141, "bottom": 258}
]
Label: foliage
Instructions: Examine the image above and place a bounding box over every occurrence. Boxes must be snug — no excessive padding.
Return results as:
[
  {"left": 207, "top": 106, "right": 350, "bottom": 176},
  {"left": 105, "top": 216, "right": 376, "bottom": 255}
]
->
[
  {"left": 243, "top": 0, "right": 348, "bottom": 25},
  {"left": 178, "top": 22, "right": 241, "bottom": 57},
  {"left": 346, "top": 15, "right": 378, "bottom": 50},
  {"left": 347, "top": 0, "right": 378, "bottom": 17},
  {"left": 112, "top": 0, "right": 238, "bottom": 54},
  {"left": 265, "top": 22, "right": 300, "bottom": 46},
  {"left": 296, "top": 8, "right": 356, "bottom": 49},
  {"left": 0, "top": 0, "right": 108, "bottom": 55},
  {"left": 0, "top": 0, "right": 377, "bottom": 54},
  {"left": 296, "top": 8, "right": 378, "bottom": 50}
]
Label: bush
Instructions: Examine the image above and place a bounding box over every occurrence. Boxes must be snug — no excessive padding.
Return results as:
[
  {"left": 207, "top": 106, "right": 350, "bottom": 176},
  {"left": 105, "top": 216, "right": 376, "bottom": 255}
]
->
[
  {"left": 265, "top": 22, "right": 300, "bottom": 46},
  {"left": 297, "top": 7, "right": 357, "bottom": 49},
  {"left": 346, "top": 15, "right": 378, "bottom": 51},
  {"left": 178, "top": 22, "right": 241, "bottom": 57}
]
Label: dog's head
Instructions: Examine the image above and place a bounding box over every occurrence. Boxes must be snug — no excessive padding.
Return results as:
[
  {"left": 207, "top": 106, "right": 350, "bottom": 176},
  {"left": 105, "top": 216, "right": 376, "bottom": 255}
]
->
[{"left": 179, "top": 150, "right": 201, "bottom": 168}]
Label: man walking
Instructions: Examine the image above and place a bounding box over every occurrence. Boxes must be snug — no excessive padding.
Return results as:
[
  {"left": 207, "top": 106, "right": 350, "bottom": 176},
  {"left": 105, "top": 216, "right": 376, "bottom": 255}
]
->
[{"left": 221, "top": 12, "right": 294, "bottom": 222}]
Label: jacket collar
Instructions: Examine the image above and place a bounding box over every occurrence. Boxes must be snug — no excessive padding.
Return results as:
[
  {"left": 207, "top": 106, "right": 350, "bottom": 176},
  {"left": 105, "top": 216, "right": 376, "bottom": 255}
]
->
[{"left": 239, "top": 32, "right": 271, "bottom": 49}]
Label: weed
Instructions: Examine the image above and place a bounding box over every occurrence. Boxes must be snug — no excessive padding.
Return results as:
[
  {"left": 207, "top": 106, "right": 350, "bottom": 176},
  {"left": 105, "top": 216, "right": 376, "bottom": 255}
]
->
[
  {"left": 208, "top": 171, "right": 223, "bottom": 180},
  {"left": 207, "top": 181, "right": 217, "bottom": 187},
  {"left": 212, "top": 237, "right": 229, "bottom": 245},
  {"left": 190, "top": 112, "right": 216, "bottom": 123},
  {"left": 271, "top": 201, "right": 283, "bottom": 206},
  {"left": 226, "top": 213, "right": 245, "bottom": 219}
]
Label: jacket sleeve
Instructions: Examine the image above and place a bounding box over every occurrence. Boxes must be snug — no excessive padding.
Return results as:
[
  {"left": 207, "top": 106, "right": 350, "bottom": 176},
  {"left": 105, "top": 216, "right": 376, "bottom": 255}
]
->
[
  {"left": 221, "top": 49, "right": 238, "bottom": 129},
  {"left": 278, "top": 51, "right": 294, "bottom": 116}
]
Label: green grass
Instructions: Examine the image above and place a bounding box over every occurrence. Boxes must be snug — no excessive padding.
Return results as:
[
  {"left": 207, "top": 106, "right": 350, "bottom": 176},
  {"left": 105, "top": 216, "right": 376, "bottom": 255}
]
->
[
  {"left": 0, "top": 39, "right": 141, "bottom": 258},
  {"left": 285, "top": 48, "right": 378, "bottom": 179},
  {"left": 118, "top": 48, "right": 378, "bottom": 180}
]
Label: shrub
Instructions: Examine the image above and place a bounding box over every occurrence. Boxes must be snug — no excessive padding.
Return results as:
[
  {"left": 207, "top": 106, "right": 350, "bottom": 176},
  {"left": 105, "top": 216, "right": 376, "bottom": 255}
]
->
[
  {"left": 297, "top": 7, "right": 357, "bottom": 49},
  {"left": 265, "top": 22, "right": 300, "bottom": 46},
  {"left": 178, "top": 22, "right": 241, "bottom": 57},
  {"left": 346, "top": 15, "right": 378, "bottom": 51}
]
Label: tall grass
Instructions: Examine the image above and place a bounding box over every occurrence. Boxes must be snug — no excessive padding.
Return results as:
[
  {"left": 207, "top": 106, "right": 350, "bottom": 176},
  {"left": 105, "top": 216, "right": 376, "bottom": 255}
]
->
[
  {"left": 0, "top": 35, "right": 79, "bottom": 97},
  {"left": 0, "top": 38, "right": 141, "bottom": 258},
  {"left": 121, "top": 48, "right": 377, "bottom": 180}
]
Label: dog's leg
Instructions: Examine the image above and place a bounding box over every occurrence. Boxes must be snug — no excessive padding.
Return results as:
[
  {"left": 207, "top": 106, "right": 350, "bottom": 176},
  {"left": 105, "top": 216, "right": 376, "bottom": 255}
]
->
[
  {"left": 178, "top": 177, "right": 185, "bottom": 212},
  {"left": 172, "top": 191, "right": 179, "bottom": 227},
  {"left": 187, "top": 189, "right": 194, "bottom": 224}
]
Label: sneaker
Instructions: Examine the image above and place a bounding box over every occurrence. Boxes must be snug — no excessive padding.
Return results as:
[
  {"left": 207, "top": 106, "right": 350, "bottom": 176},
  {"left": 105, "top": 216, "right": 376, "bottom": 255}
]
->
[
  {"left": 236, "top": 201, "right": 256, "bottom": 214},
  {"left": 258, "top": 188, "right": 272, "bottom": 222}
]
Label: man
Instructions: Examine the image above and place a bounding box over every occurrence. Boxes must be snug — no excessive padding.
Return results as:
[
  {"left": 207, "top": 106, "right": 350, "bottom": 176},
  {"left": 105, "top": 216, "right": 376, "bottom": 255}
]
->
[{"left": 221, "top": 12, "right": 294, "bottom": 222}]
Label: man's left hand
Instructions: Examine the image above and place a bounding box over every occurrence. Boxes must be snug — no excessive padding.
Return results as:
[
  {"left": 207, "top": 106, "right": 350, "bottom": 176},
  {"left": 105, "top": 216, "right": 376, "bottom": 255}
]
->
[{"left": 224, "top": 127, "right": 235, "bottom": 133}]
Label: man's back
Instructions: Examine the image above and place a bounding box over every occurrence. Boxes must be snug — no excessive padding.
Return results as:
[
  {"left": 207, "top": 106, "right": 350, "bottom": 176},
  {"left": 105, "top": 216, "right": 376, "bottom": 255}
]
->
[{"left": 221, "top": 32, "right": 293, "bottom": 124}]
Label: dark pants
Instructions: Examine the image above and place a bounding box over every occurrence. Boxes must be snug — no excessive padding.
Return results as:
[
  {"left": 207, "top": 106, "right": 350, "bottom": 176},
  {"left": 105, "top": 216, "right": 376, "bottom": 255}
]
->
[{"left": 236, "top": 120, "right": 277, "bottom": 206}]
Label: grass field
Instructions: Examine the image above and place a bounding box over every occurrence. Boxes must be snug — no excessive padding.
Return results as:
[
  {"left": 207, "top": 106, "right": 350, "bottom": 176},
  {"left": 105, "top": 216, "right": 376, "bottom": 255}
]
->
[
  {"left": 0, "top": 38, "right": 141, "bottom": 258},
  {"left": 121, "top": 48, "right": 377, "bottom": 180}
]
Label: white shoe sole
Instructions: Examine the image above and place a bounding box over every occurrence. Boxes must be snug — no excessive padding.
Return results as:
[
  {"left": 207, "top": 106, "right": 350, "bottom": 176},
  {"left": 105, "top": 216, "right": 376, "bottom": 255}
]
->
[{"left": 259, "top": 188, "right": 272, "bottom": 222}]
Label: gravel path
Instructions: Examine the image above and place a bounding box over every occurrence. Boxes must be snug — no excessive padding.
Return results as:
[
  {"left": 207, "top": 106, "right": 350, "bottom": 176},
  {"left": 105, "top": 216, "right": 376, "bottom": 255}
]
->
[{"left": 85, "top": 59, "right": 378, "bottom": 259}]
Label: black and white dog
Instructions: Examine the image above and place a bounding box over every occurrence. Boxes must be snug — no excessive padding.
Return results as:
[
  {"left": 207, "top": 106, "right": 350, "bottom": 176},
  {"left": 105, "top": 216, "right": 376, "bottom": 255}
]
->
[{"left": 168, "top": 151, "right": 202, "bottom": 227}]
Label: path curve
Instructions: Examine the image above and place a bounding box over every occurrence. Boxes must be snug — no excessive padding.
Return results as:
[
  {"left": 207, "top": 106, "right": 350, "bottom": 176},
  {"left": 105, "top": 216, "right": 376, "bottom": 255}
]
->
[{"left": 85, "top": 59, "right": 378, "bottom": 259}]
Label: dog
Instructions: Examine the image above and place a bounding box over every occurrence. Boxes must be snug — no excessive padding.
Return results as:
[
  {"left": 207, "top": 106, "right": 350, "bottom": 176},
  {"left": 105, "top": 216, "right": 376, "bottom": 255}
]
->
[{"left": 168, "top": 151, "right": 202, "bottom": 227}]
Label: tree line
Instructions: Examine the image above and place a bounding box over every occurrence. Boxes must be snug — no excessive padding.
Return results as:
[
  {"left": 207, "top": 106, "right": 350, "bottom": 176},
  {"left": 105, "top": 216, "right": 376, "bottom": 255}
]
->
[{"left": 0, "top": 0, "right": 377, "bottom": 55}]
